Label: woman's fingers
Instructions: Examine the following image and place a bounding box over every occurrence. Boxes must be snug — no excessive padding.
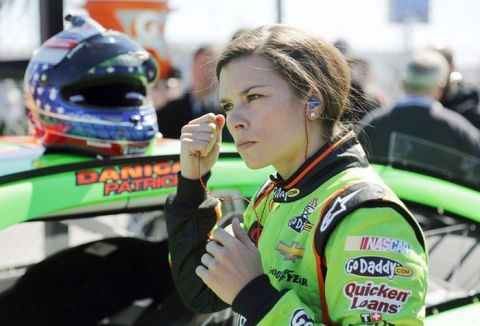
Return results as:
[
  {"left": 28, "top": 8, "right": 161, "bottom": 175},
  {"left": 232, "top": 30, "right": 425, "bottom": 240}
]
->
[
  {"left": 195, "top": 225, "right": 263, "bottom": 305},
  {"left": 231, "top": 218, "right": 256, "bottom": 249},
  {"left": 214, "top": 114, "right": 226, "bottom": 143},
  {"left": 181, "top": 132, "right": 215, "bottom": 156},
  {"left": 181, "top": 122, "right": 217, "bottom": 136},
  {"left": 181, "top": 121, "right": 219, "bottom": 157},
  {"left": 195, "top": 265, "right": 208, "bottom": 280},
  {"left": 210, "top": 227, "right": 237, "bottom": 249},
  {"left": 188, "top": 112, "right": 216, "bottom": 124},
  {"left": 205, "top": 239, "right": 225, "bottom": 257},
  {"left": 179, "top": 113, "right": 224, "bottom": 180},
  {"left": 200, "top": 253, "right": 215, "bottom": 268}
]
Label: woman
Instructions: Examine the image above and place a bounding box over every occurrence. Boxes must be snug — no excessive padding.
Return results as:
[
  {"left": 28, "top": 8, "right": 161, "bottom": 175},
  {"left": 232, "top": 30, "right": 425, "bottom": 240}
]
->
[{"left": 166, "top": 25, "right": 428, "bottom": 325}]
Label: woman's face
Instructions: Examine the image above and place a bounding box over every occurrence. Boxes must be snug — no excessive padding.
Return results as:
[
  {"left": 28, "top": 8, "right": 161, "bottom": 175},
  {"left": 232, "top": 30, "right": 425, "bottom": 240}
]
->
[{"left": 218, "top": 55, "right": 307, "bottom": 178}]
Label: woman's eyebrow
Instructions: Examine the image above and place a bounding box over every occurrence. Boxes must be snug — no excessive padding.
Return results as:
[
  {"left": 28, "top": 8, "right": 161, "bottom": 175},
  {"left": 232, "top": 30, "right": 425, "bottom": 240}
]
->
[{"left": 219, "top": 85, "right": 267, "bottom": 104}]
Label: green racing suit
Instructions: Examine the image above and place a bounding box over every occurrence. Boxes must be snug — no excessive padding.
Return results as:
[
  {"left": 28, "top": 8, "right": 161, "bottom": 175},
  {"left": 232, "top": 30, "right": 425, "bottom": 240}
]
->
[{"left": 165, "top": 131, "right": 428, "bottom": 325}]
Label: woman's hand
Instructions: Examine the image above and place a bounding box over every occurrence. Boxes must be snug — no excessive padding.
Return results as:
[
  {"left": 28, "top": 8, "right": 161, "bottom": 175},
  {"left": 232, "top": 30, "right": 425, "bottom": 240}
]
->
[
  {"left": 180, "top": 113, "right": 225, "bottom": 180},
  {"left": 196, "top": 218, "right": 263, "bottom": 304}
]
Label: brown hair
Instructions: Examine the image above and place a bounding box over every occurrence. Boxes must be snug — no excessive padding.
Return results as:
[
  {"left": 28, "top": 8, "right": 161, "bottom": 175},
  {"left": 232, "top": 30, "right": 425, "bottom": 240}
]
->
[{"left": 216, "top": 25, "right": 351, "bottom": 139}]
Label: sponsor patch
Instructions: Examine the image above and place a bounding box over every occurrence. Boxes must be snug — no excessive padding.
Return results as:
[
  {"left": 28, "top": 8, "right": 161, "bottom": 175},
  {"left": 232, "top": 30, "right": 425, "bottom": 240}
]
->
[
  {"left": 345, "top": 236, "right": 411, "bottom": 255},
  {"left": 344, "top": 281, "right": 412, "bottom": 314},
  {"left": 233, "top": 312, "right": 246, "bottom": 326},
  {"left": 247, "top": 222, "right": 263, "bottom": 246},
  {"left": 290, "top": 308, "right": 313, "bottom": 326},
  {"left": 320, "top": 188, "right": 362, "bottom": 231},
  {"left": 287, "top": 188, "right": 301, "bottom": 197},
  {"left": 276, "top": 241, "right": 305, "bottom": 262},
  {"left": 345, "top": 256, "right": 413, "bottom": 280},
  {"left": 361, "top": 312, "right": 383, "bottom": 322},
  {"left": 269, "top": 267, "right": 308, "bottom": 286},
  {"left": 288, "top": 198, "right": 317, "bottom": 233},
  {"left": 349, "top": 314, "right": 395, "bottom": 326},
  {"left": 273, "top": 187, "right": 301, "bottom": 201},
  {"left": 269, "top": 199, "right": 277, "bottom": 211}
]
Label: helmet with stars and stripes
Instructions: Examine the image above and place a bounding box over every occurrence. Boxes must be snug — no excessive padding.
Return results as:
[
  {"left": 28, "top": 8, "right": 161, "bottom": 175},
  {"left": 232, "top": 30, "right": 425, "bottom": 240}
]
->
[{"left": 24, "top": 14, "right": 159, "bottom": 156}]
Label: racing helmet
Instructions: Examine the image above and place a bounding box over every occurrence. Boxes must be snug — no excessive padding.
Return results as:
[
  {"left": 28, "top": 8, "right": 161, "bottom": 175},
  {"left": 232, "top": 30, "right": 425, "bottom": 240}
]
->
[{"left": 24, "top": 15, "right": 159, "bottom": 156}]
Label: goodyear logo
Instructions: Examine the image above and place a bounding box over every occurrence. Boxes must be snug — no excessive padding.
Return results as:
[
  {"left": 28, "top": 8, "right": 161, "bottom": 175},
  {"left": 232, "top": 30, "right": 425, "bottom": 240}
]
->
[{"left": 269, "top": 268, "right": 308, "bottom": 286}]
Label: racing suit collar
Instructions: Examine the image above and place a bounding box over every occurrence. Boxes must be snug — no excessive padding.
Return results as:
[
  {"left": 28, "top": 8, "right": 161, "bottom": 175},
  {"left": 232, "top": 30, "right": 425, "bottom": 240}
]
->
[{"left": 269, "top": 130, "right": 368, "bottom": 203}]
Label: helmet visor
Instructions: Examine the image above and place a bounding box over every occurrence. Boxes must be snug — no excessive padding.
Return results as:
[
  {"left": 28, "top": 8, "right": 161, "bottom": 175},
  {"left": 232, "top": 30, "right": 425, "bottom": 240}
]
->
[{"left": 45, "top": 32, "right": 152, "bottom": 86}]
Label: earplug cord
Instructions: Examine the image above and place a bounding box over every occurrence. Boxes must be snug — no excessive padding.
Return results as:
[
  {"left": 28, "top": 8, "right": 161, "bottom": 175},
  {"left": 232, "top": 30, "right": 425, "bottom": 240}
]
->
[
  {"left": 196, "top": 154, "right": 262, "bottom": 245},
  {"left": 304, "top": 101, "right": 310, "bottom": 162}
]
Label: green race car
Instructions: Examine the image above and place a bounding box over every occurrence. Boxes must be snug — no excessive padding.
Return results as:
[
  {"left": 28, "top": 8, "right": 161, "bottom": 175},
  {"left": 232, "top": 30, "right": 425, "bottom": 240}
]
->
[{"left": 0, "top": 135, "right": 478, "bottom": 325}]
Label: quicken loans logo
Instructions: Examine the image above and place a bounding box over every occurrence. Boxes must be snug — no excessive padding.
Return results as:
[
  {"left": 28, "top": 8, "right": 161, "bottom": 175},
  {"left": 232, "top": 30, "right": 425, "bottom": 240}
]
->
[{"left": 344, "top": 281, "right": 412, "bottom": 314}]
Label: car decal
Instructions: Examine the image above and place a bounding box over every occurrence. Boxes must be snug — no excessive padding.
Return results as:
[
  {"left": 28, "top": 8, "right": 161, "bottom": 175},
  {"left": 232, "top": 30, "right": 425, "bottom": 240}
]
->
[{"left": 75, "top": 160, "right": 180, "bottom": 195}]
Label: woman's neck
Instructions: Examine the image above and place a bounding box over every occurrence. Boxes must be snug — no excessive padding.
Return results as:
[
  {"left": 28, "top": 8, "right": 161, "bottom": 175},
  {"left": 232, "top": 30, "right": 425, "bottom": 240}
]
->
[{"left": 274, "top": 137, "right": 328, "bottom": 180}]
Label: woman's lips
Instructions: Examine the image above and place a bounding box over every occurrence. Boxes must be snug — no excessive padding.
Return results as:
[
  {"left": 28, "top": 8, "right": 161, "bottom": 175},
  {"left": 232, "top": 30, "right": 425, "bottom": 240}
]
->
[{"left": 237, "top": 141, "right": 256, "bottom": 150}]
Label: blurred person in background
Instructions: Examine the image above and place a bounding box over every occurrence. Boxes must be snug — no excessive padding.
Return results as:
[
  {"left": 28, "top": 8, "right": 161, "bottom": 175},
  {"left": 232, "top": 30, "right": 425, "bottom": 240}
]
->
[
  {"left": 333, "top": 39, "right": 384, "bottom": 124},
  {"left": 0, "top": 79, "right": 28, "bottom": 135},
  {"left": 344, "top": 57, "right": 384, "bottom": 123},
  {"left": 156, "top": 45, "right": 230, "bottom": 140},
  {"left": 356, "top": 50, "right": 480, "bottom": 171},
  {"left": 147, "top": 66, "right": 183, "bottom": 111},
  {"left": 429, "top": 44, "right": 480, "bottom": 130}
]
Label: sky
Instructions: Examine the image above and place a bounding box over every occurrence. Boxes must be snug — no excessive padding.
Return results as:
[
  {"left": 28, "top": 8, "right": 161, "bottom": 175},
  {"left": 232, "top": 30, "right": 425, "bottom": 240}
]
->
[
  {"left": 162, "top": 0, "right": 480, "bottom": 66},
  {"left": 0, "top": 0, "right": 479, "bottom": 67}
]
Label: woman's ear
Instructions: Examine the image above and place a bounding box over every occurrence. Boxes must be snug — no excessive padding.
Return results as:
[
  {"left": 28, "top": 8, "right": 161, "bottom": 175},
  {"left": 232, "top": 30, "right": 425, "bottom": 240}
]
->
[{"left": 307, "top": 96, "right": 324, "bottom": 119}]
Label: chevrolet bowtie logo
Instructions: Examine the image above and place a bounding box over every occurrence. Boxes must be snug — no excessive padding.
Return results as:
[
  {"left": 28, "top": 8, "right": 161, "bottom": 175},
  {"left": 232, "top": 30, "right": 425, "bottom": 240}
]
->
[{"left": 275, "top": 241, "right": 305, "bottom": 262}]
